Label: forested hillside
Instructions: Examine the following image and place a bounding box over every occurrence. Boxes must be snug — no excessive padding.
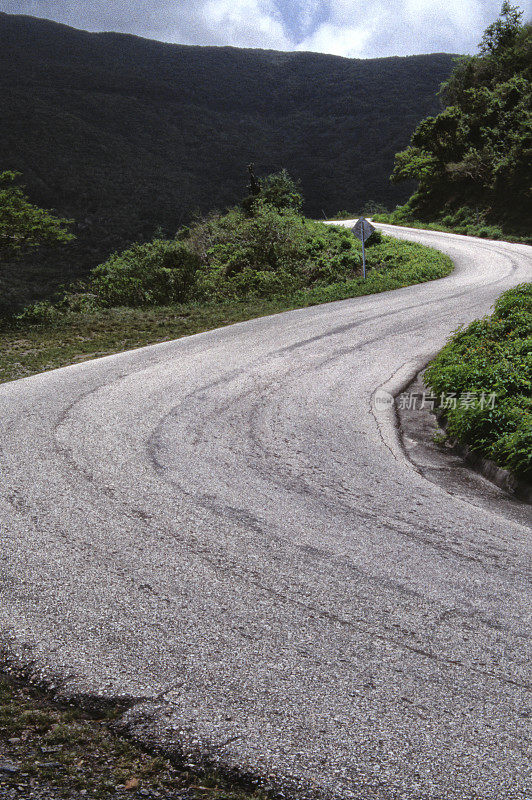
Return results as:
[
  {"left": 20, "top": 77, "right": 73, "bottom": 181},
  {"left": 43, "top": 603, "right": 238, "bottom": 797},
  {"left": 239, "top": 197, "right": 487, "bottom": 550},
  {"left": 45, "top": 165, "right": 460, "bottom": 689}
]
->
[
  {"left": 388, "top": 3, "right": 531, "bottom": 235},
  {"left": 0, "top": 12, "right": 454, "bottom": 309}
]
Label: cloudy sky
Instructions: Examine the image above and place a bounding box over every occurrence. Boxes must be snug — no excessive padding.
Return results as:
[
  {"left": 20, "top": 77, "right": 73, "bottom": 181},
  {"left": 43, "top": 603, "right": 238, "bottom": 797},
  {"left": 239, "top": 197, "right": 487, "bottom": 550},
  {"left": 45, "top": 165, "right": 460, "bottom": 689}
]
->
[{"left": 2, "top": 0, "right": 530, "bottom": 57}]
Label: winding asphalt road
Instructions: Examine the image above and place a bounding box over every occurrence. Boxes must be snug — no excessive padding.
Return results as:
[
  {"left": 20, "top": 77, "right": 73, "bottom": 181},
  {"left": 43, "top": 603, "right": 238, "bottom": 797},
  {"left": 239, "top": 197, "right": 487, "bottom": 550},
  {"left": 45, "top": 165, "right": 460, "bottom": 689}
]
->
[{"left": 0, "top": 224, "right": 531, "bottom": 799}]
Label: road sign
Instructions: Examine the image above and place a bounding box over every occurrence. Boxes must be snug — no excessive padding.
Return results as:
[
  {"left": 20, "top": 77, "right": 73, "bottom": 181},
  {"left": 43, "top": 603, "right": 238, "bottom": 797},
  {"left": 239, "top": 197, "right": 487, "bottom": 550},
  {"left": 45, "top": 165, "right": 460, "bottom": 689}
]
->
[
  {"left": 352, "top": 217, "right": 375, "bottom": 279},
  {"left": 352, "top": 217, "right": 375, "bottom": 243}
]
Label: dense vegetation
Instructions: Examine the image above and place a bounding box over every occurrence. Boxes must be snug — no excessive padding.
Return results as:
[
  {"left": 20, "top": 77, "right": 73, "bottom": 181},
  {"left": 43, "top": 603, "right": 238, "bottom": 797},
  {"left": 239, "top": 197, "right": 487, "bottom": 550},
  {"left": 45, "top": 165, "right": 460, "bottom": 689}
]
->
[
  {"left": 16, "top": 183, "right": 452, "bottom": 321},
  {"left": 0, "top": 11, "right": 455, "bottom": 311},
  {"left": 1, "top": 178, "right": 452, "bottom": 382},
  {"left": 381, "top": 3, "right": 531, "bottom": 237},
  {"left": 425, "top": 284, "right": 532, "bottom": 482},
  {"left": 372, "top": 213, "right": 532, "bottom": 244}
]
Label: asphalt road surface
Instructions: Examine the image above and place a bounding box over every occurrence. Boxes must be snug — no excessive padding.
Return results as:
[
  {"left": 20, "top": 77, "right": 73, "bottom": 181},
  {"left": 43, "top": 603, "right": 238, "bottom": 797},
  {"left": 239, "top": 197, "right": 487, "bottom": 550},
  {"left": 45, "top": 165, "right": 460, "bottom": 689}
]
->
[{"left": 1, "top": 224, "right": 531, "bottom": 799}]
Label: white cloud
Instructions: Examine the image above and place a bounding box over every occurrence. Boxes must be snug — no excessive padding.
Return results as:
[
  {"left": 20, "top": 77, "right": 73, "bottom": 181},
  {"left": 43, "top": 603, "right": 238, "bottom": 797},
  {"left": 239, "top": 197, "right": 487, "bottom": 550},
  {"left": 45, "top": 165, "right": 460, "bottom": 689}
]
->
[
  {"left": 295, "top": 0, "right": 320, "bottom": 37},
  {"left": 293, "top": 0, "right": 531, "bottom": 58},
  {"left": 202, "top": 0, "right": 290, "bottom": 48},
  {"left": 296, "top": 0, "right": 387, "bottom": 57},
  {"left": 402, "top": 0, "right": 487, "bottom": 47},
  {"left": 405, "top": 0, "right": 483, "bottom": 28},
  {"left": 297, "top": 22, "right": 372, "bottom": 57}
]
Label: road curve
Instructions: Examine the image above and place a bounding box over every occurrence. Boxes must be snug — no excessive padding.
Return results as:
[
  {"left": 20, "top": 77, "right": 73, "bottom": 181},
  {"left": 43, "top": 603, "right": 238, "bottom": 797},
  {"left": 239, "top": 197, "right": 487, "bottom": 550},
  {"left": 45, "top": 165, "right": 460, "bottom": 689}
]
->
[{"left": 0, "top": 225, "right": 531, "bottom": 799}]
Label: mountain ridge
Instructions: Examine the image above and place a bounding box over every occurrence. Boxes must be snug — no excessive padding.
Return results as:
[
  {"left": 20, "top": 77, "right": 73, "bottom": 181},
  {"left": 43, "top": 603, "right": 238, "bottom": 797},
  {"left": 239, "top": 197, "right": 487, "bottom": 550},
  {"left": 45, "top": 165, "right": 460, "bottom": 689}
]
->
[
  {"left": 0, "top": 12, "right": 456, "bottom": 308},
  {"left": 0, "top": 11, "right": 455, "bottom": 61}
]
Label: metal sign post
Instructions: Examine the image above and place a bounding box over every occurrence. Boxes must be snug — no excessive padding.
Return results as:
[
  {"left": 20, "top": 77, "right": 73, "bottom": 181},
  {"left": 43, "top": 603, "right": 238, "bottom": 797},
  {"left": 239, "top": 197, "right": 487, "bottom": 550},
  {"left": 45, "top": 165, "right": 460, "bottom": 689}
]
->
[{"left": 352, "top": 217, "right": 376, "bottom": 279}]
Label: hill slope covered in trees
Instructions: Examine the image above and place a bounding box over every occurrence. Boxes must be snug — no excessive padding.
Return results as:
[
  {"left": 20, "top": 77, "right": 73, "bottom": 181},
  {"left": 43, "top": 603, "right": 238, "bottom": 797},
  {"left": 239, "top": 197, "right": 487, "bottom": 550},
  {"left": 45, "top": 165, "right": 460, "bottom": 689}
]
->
[
  {"left": 0, "top": 12, "right": 455, "bottom": 308},
  {"left": 387, "top": 2, "right": 531, "bottom": 235}
]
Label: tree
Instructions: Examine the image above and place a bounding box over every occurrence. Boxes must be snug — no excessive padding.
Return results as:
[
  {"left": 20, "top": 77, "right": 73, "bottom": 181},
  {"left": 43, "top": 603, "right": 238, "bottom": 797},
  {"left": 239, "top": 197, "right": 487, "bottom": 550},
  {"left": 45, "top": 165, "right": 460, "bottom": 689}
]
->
[
  {"left": 260, "top": 169, "right": 303, "bottom": 212},
  {"left": 0, "top": 171, "right": 74, "bottom": 260},
  {"left": 390, "top": 147, "right": 438, "bottom": 184},
  {"left": 389, "top": 3, "right": 531, "bottom": 230},
  {"left": 247, "top": 163, "right": 261, "bottom": 197},
  {"left": 480, "top": 2, "right": 523, "bottom": 56},
  {"left": 242, "top": 168, "right": 303, "bottom": 214}
]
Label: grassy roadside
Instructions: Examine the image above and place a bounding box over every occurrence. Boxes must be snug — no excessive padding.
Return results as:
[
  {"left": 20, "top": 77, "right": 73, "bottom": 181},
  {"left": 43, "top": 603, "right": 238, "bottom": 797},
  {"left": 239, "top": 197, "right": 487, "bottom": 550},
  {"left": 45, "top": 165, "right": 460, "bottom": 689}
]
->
[
  {"left": 0, "top": 671, "right": 265, "bottom": 800},
  {"left": 372, "top": 212, "right": 532, "bottom": 245},
  {"left": 0, "top": 301, "right": 286, "bottom": 385},
  {"left": 0, "top": 241, "right": 452, "bottom": 385},
  {"left": 424, "top": 284, "right": 532, "bottom": 483}
]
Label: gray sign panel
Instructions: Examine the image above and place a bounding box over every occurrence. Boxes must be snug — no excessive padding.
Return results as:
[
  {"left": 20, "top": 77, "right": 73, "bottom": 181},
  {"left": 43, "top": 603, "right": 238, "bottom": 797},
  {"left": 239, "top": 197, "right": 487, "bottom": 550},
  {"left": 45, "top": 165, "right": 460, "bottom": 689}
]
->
[{"left": 352, "top": 217, "right": 375, "bottom": 242}]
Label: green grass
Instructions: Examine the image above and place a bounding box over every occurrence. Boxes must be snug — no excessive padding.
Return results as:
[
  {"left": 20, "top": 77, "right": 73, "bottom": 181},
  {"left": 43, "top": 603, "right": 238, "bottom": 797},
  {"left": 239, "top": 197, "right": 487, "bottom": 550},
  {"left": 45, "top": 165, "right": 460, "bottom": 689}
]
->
[
  {"left": 424, "top": 284, "right": 532, "bottom": 482},
  {"left": 0, "top": 239, "right": 452, "bottom": 385},
  {"left": 372, "top": 211, "right": 532, "bottom": 245},
  {"left": 0, "top": 671, "right": 266, "bottom": 799},
  {"left": 0, "top": 301, "right": 288, "bottom": 384}
]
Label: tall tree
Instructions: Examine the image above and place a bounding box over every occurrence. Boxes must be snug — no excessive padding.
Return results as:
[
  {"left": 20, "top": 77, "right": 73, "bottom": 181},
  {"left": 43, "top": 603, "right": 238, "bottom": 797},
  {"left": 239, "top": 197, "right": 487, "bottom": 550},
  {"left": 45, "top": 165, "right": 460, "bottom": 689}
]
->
[
  {"left": 390, "top": 4, "right": 531, "bottom": 231},
  {"left": 479, "top": 1, "right": 523, "bottom": 56}
]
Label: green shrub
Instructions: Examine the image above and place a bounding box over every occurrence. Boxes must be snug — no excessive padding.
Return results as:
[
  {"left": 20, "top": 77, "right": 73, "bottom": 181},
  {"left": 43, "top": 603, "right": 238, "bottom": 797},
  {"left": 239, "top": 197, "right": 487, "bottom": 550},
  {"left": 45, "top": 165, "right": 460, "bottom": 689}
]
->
[
  {"left": 190, "top": 203, "right": 362, "bottom": 301},
  {"left": 242, "top": 169, "right": 303, "bottom": 215},
  {"left": 425, "top": 283, "right": 532, "bottom": 481},
  {"left": 90, "top": 239, "right": 200, "bottom": 307},
  {"left": 15, "top": 299, "right": 60, "bottom": 326},
  {"left": 12, "top": 196, "right": 455, "bottom": 324},
  {"left": 372, "top": 208, "right": 528, "bottom": 243},
  {"left": 492, "top": 422, "right": 532, "bottom": 480},
  {"left": 258, "top": 169, "right": 303, "bottom": 213},
  {"left": 365, "top": 229, "right": 383, "bottom": 245},
  {"left": 494, "top": 282, "right": 532, "bottom": 319},
  {"left": 85, "top": 204, "right": 449, "bottom": 307}
]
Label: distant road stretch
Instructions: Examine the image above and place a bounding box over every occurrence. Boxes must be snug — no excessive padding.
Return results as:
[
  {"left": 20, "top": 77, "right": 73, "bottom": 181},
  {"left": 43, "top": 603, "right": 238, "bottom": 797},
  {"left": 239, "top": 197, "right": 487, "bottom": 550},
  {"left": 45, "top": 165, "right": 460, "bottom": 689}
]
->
[{"left": 1, "top": 224, "right": 531, "bottom": 799}]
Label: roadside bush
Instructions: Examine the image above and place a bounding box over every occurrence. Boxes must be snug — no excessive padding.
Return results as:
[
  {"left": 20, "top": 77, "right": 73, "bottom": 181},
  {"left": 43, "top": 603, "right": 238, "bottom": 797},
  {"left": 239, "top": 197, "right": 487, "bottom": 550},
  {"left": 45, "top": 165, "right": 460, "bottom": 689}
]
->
[
  {"left": 241, "top": 169, "right": 303, "bottom": 215},
  {"left": 373, "top": 206, "right": 529, "bottom": 243},
  {"left": 187, "top": 204, "right": 451, "bottom": 303},
  {"left": 425, "top": 283, "right": 532, "bottom": 481},
  {"left": 90, "top": 239, "right": 200, "bottom": 307},
  {"left": 15, "top": 299, "right": 61, "bottom": 326},
  {"left": 492, "top": 423, "right": 532, "bottom": 480},
  {"left": 11, "top": 193, "right": 455, "bottom": 329},
  {"left": 2, "top": 201, "right": 456, "bottom": 385},
  {"left": 291, "top": 249, "right": 450, "bottom": 306},
  {"left": 258, "top": 170, "right": 303, "bottom": 213},
  {"left": 365, "top": 229, "right": 383, "bottom": 246},
  {"left": 190, "top": 202, "right": 362, "bottom": 301}
]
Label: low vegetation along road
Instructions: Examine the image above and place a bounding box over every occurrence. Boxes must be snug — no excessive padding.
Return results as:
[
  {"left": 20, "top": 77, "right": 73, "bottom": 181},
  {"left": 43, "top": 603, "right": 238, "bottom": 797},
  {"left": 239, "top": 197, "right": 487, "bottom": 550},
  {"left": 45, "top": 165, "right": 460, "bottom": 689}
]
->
[{"left": 0, "top": 225, "right": 531, "bottom": 799}]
